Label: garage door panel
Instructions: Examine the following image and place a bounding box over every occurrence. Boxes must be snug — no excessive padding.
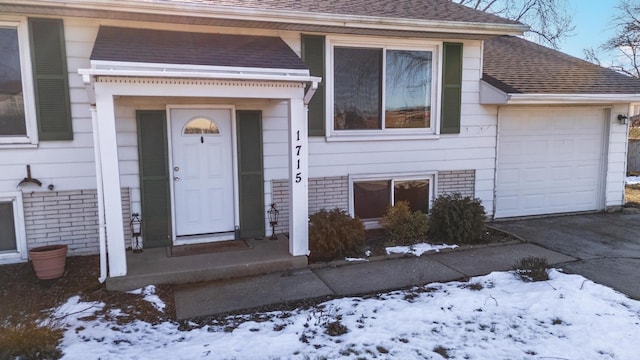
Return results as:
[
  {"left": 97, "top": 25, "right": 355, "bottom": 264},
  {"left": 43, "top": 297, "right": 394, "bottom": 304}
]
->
[
  {"left": 549, "top": 166, "right": 571, "bottom": 181},
  {"left": 496, "top": 108, "right": 604, "bottom": 218}
]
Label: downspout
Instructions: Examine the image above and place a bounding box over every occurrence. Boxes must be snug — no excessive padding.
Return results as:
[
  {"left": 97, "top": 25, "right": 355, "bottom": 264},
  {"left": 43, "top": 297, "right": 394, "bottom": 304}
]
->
[
  {"left": 303, "top": 81, "right": 319, "bottom": 105},
  {"left": 91, "top": 106, "right": 108, "bottom": 283}
]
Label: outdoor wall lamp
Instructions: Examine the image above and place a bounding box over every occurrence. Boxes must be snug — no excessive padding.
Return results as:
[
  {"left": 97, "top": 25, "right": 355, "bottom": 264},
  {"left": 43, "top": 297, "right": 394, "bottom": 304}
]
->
[
  {"left": 618, "top": 114, "right": 629, "bottom": 125},
  {"left": 130, "top": 213, "right": 143, "bottom": 253},
  {"left": 268, "top": 203, "right": 279, "bottom": 240}
]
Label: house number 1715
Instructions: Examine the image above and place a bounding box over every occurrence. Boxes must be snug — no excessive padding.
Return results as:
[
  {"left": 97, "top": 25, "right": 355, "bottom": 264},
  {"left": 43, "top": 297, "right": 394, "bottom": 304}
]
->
[{"left": 295, "top": 130, "right": 302, "bottom": 183}]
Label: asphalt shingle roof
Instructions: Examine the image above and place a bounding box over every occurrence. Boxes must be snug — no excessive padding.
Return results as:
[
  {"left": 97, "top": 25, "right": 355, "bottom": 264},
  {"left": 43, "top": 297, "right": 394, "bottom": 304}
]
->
[
  {"left": 90, "top": 26, "right": 308, "bottom": 70},
  {"left": 483, "top": 35, "right": 640, "bottom": 94},
  {"left": 172, "top": 0, "right": 519, "bottom": 25}
]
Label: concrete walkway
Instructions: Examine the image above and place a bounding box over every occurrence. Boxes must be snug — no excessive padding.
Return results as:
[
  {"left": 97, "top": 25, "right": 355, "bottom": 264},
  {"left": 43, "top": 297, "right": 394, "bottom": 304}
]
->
[
  {"left": 492, "top": 212, "right": 640, "bottom": 300},
  {"left": 174, "top": 242, "right": 574, "bottom": 320}
]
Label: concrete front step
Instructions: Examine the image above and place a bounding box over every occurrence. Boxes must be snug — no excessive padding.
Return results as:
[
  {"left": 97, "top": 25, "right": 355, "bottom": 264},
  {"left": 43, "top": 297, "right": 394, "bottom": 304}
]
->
[{"left": 106, "top": 237, "right": 306, "bottom": 291}]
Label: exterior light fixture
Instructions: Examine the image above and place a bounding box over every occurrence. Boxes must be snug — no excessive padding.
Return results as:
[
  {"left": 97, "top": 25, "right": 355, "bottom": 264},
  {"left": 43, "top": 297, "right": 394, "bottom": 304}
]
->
[
  {"left": 268, "top": 203, "right": 279, "bottom": 240},
  {"left": 618, "top": 114, "right": 628, "bottom": 125},
  {"left": 130, "top": 213, "right": 143, "bottom": 253}
]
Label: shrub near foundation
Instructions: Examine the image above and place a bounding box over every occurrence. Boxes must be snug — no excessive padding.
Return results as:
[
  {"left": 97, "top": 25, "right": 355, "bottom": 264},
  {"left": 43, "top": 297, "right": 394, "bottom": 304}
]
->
[
  {"left": 309, "top": 208, "right": 365, "bottom": 261},
  {"left": 429, "top": 193, "right": 486, "bottom": 244},
  {"left": 379, "top": 201, "right": 429, "bottom": 245}
]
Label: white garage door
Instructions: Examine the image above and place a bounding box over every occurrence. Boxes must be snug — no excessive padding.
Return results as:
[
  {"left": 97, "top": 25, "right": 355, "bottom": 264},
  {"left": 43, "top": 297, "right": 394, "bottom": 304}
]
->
[{"left": 495, "top": 108, "right": 605, "bottom": 218}]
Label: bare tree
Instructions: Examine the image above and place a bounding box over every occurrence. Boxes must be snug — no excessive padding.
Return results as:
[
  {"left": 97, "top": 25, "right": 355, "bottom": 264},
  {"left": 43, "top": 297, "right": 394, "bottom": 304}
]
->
[
  {"left": 454, "top": 0, "right": 574, "bottom": 48},
  {"left": 594, "top": 0, "right": 640, "bottom": 78}
]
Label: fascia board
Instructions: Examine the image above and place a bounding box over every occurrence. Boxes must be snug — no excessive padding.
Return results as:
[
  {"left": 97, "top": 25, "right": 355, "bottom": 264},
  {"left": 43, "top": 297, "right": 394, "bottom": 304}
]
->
[
  {"left": 505, "top": 93, "right": 640, "bottom": 105},
  {"left": 78, "top": 67, "right": 322, "bottom": 84},
  {"left": 90, "top": 60, "right": 311, "bottom": 77}
]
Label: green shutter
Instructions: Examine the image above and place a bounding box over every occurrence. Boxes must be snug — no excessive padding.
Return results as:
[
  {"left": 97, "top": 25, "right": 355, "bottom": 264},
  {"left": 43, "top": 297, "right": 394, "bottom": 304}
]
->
[
  {"left": 301, "top": 35, "right": 325, "bottom": 136},
  {"left": 137, "top": 111, "right": 171, "bottom": 248},
  {"left": 440, "top": 42, "right": 463, "bottom": 134},
  {"left": 236, "top": 110, "right": 265, "bottom": 239},
  {"left": 28, "top": 18, "right": 72, "bottom": 141}
]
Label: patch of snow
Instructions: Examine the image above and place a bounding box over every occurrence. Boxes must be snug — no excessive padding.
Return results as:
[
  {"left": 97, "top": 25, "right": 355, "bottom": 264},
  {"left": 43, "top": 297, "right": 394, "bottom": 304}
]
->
[
  {"left": 345, "top": 257, "right": 368, "bottom": 262},
  {"left": 47, "top": 296, "right": 104, "bottom": 327},
  {"left": 386, "top": 242, "right": 458, "bottom": 256},
  {"left": 54, "top": 270, "right": 640, "bottom": 360},
  {"left": 127, "top": 285, "right": 165, "bottom": 312},
  {"left": 626, "top": 176, "right": 640, "bottom": 185}
]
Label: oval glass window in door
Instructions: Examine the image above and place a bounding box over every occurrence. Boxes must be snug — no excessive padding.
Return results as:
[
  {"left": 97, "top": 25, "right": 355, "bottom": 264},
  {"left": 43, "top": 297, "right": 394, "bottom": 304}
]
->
[{"left": 183, "top": 117, "right": 220, "bottom": 135}]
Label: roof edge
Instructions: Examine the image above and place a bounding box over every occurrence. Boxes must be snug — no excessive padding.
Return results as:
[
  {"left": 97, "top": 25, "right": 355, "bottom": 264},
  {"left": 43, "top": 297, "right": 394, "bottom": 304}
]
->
[
  {"left": 5, "top": 0, "right": 528, "bottom": 36},
  {"left": 481, "top": 80, "right": 640, "bottom": 105}
]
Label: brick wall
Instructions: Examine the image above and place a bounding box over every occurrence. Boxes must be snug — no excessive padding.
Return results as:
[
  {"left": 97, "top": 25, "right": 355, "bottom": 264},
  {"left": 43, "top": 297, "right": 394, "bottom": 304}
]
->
[
  {"left": 437, "top": 170, "right": 476, "bottom": 197},
  {"left": 23, "top": 189, "right": 131, "bottom": 256},
  {"left": 271, "top": 176, "right": 349, "bottom": 233}
]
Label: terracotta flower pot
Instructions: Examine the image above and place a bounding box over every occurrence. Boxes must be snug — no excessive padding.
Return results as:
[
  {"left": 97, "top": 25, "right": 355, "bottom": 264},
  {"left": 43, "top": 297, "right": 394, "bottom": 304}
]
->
[{"left": 29, "top": 245, "right": 68, "bottom": 280}]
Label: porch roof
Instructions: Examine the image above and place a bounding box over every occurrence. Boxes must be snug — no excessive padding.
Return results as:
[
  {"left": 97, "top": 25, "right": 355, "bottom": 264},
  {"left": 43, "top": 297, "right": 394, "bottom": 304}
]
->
[{"left": 90, "top": 26, "right": 308, "bottom": 72}]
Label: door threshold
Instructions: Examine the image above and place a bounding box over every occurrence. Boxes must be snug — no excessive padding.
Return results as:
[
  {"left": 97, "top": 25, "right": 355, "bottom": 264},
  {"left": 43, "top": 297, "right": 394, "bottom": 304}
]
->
[{"left": 174, "top": 231, "right": 235, "bottom": 245}]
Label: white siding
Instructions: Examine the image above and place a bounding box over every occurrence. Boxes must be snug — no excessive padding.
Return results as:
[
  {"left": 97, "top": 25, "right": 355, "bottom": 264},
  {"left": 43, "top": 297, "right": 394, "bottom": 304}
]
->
[
  {"left": 605, "top": 104, "right": 631, "bottom": 208},
  {"left": 0, "top": 17, "right": 98, "bottom": 194},
  {"left": 0, "top": 16, "right": 302, "bottom": 195},
  {"left": 302, "top": 40, "right": 499, "bottom": 214}
]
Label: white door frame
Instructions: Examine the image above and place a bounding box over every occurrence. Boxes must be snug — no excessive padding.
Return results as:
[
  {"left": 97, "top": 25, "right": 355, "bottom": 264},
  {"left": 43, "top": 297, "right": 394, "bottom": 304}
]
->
[{"left": 166, "top": 104, "right": 240, "bottom": 245}]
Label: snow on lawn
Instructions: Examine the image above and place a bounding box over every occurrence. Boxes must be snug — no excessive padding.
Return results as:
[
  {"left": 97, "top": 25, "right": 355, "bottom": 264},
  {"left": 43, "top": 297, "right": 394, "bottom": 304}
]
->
[
  {"left": 626, "top": 176, "right": 640, "bottom": 185},
  {"left": 128, "top": 285, "right": 165, "bottom": 312},
  {"left": 386, "top": 243, "right": 458, "bottom": 256},
  {"left": 53, "top": 270, "right": 640, "bottom": 360}
]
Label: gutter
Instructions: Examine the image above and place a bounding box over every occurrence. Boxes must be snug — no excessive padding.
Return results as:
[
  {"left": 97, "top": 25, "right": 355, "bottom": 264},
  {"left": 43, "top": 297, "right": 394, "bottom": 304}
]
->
[
  {"left": 480, "top": 81, "right": 640, "bottom": 105},
  {"left": 78, "top": 68, "right": 321, "bottom": 84},
  {"left": 505, "top": 93, "right": 640, "bottom": 105}
]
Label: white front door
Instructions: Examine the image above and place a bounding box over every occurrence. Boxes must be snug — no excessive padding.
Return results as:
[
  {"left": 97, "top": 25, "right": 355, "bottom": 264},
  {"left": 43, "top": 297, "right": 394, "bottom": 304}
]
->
[{"left": 170, "top": 108, "right": 235, "bottom": 239}]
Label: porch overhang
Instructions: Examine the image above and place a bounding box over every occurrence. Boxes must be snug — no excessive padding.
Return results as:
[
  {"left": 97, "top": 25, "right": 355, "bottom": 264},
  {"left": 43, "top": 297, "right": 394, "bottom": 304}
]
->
[{"left": 81, "top": 28, "right": 320, "bottom": 280}]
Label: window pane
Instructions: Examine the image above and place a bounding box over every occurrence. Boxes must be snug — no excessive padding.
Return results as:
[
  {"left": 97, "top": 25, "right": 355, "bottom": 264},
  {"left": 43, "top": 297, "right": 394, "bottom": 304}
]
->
[
  {"left": 0, "top": 27, "right": 26, "bottom": 136},
  {"left": 0, "top": 202, "right": 17, "bottom": 252},
  {"left": 183, "top": 117, "right": 219, "bottom": 135},
  {"left": 394, "top": 180, "right": 429, "bottom": 213},
  {"left": 385, "top": 50, "right": 432, "bottom": 129},
  {"left": 354, "top": 180, "right": 390, "bottom": 219},
  {"left": 334, "top": 47, "right": 382, "bottom": 130}
]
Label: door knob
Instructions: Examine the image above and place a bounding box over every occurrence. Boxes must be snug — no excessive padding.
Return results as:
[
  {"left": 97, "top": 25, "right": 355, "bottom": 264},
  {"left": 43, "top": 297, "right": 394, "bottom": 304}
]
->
[{"left": 174, "top": 176, "right": 180, "bottom": 181}]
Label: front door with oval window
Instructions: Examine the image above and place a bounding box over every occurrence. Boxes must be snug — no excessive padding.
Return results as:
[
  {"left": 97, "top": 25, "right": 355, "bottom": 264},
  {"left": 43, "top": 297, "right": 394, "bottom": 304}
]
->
[{"left": 170, "top": 108, "right": 235, "bottom": 240}]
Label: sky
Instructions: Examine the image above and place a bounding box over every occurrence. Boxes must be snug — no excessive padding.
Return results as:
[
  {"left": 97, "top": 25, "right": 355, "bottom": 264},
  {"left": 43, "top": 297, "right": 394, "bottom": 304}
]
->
[{"left": 557, "top": 1, "right": 620, "bottom": 60}]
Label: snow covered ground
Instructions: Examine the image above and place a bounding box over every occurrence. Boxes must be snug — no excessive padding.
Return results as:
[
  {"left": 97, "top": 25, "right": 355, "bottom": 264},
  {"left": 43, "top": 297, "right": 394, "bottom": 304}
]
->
[
  {"left": 52, "top": 270, "right": 640, "bottom": 360},
  {"left": 625, "top": 176, "right": 640, "bottom": 185}
]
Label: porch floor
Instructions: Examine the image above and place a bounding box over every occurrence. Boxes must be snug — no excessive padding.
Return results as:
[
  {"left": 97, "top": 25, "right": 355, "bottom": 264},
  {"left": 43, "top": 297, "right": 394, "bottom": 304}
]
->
[{"left": 106, "top": 235, "right": 307, "bottom": 291}]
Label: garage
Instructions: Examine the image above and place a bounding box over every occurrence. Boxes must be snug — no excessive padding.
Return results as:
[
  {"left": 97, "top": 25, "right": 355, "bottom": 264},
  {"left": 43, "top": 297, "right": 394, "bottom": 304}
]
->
[{"left": 495, "top": 107, "right": 606, "bottom": 218}]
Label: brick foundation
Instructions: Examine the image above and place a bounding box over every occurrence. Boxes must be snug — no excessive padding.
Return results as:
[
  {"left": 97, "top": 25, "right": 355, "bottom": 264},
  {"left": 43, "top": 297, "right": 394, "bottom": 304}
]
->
[
  {"left": 271, "top": 171, "right": 475, "bottom": 232},
  {"left": 272, "top": 176, "right": 349, "bottom": 233},
  {"left": 23, "top": 189, "right": 131, "bottom": 256},
  {"left": 437, "top": 170, "right": 476, "bottom": 197}
]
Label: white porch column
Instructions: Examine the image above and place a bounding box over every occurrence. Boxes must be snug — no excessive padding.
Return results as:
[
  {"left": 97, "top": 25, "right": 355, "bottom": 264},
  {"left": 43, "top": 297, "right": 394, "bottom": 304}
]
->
[
  {"left": 94, "top": 88, "right": 127, "bottom": 277},
  {"left": 288, "top": 98, "right": 309, "bottom": 256}
]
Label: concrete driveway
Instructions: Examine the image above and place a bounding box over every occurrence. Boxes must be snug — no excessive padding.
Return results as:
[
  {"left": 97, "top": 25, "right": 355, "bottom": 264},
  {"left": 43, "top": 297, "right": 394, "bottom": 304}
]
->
[{"left": 491, "top": 213, "right": 640, "bottom": 299}]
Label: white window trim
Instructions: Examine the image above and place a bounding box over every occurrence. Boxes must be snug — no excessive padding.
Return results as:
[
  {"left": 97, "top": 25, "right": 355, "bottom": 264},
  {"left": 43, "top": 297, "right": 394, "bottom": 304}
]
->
[
  {"left": 0, "top": 17, "right": 38, "bottom": 147},
  {"left": 348, "top": 172, "right": 436, "bottom": 228},
  {"left": 326, "top": 36, "right": 442, "bottom": 142},
  {"left": 0, "top": 192, "right": 28, "bottom": 264}
]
